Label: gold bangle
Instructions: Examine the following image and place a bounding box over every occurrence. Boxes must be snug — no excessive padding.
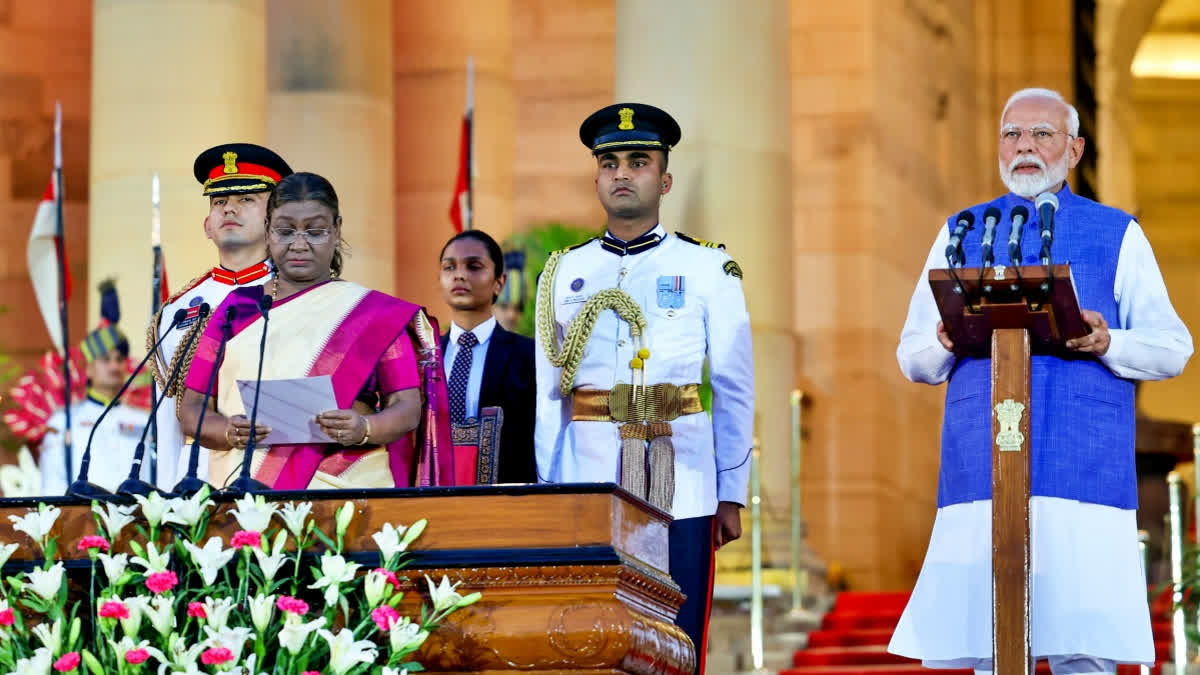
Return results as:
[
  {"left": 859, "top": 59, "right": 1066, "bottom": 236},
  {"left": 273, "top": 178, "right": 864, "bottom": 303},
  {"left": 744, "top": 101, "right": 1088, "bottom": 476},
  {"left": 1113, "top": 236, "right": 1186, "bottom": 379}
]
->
[{"left": 358, "top": 416, "right": 371, "bottom": 446}]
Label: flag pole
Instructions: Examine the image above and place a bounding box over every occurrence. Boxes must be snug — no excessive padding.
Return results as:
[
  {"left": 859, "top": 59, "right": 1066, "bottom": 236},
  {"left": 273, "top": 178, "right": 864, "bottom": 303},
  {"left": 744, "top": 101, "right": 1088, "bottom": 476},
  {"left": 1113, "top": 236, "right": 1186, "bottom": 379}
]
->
[
  {"left": 148, "top": 172, "right": 163, "bottom": 484},
  {"left": 53, "top": 101, "right": 73, "bottom": 488},
  {"left": 465, "top": 55, "right": 474, "bottom": 231}
]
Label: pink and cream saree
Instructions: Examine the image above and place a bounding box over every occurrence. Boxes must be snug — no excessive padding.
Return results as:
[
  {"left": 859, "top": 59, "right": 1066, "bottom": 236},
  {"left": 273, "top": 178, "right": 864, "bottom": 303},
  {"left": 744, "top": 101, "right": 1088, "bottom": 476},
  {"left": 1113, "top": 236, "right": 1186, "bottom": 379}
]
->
[{"left": 184, "top": 280, "right": 455, "bottom": 490}]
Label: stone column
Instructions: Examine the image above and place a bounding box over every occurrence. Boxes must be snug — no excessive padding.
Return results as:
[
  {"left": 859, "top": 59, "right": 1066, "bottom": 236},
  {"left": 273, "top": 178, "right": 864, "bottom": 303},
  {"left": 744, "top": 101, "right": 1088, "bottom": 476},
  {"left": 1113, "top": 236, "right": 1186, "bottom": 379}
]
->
[
  {"left": 615, "top": 0, "right": 797, "bottom": 567},
  {"left": 89, "top": 0, "right": 267, "bottom": 341},
  {"left": 266, "top": 0, "right": 395, "bottom": 294},
  {"left": 393, "top": 0, "right": 515, "bottom": 309}
]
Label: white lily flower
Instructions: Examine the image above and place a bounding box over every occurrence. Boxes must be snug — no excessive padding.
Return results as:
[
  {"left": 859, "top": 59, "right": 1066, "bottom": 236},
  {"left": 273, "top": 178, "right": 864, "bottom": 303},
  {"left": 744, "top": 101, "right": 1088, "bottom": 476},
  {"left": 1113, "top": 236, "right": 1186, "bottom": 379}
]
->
[
  {"left": 319, "top": 627, "right": 378, "bottom": 675},
  {"left": 201, "top": 596, "right": 236, "bottom": 631},
  {"left": 387, "top": 615, "right": 429, "bottom": 653},
  {"left": 182, "top": 536, "right": 236, "bottom": 586},
  {"left": 202, "top": 625, "right": 255, "bottom": 662},
  {"left": 163, "top": 486, "right": 214, "bottom": 529},
  {"left": 308, "top": 553, "right": 360, "bottom": 606},
  {"left": 277, "top": 615, "right": 325, "bottom": 654},
  {"left": 371, "top": 522, "right": 406, "bottom": 562},
  {"left": 0, "top": 542, "right": 19, "bottom": 570},
  {"left": 0, "top": 448, "right": 41, "bottom": 498},
  {"left": 278, "top": 501, "right": 313, "bottom": 538},
  {"left": 133, "top": 491, "right": 170, "bottom": 528},
  {"left": 229, "top": 494, "right": 277, "bottom": 532},
  {"left": 108, "top": 635, "right": 167, "bottom": 665},
  {"left": 382, "top": 668, "right": 410, "bottom": 675},
  {"left": 335, "top": 500, "right": 355, "bottom": 538},
  {"left": 6, "top": 646, "right": 52, "bottom": 675},
  {"left": 31, "top": 617, "right": 63, "bottom": 653},
  {"left": 363, "top": 568, "right": 391, "bottom": 608},
  {"left": 92, "top": 501, "right": 137, "bottom": 540},
  {"left": 163, "top": 632, "right": 207, "bottom": 670},
  {"left": 250, "top": 531, "right": 288, "bottom": 583},
  {"left": 425, "top": 574, "right": 465, "bottom": 613},
  {"left": 96, "top": 551, "right": 129, "bottom": 584},
  {"left": 144, "top": 595, "right": 176, "bottom": 636},
  {"left": 9, "top": 504, "right": 60, "bottom": 544},
  {"left": 130, "top": 541, "right": 172, "bottom": 573},
  {"left": 247, "top": 593, "right": 276, "bottom": 634},
  {"left": 25, "top": 562, "right": 64, "bottom": 601},
  {"left": 120, "top": 595, "right": 148, "bottom": 637},
  {"left": 226, "top": 653, "right": 269, "bottom": 675}
]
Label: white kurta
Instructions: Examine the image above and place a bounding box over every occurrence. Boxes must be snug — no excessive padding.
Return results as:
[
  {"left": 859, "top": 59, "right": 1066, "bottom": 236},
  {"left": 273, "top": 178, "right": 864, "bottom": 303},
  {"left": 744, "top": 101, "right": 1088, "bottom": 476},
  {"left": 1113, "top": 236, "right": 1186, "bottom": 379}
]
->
[
  {"left": 40, "top": 397, "right": 151, "bottom": 495},
  {"left": 889, "top": 219, "right": 1193, "bottom": 665},
  {"left": 153, "top": 266, "right": 271, "bottom": 490},
  {"left": 534, "top": 226, "right": 755, "bottom": 519}
]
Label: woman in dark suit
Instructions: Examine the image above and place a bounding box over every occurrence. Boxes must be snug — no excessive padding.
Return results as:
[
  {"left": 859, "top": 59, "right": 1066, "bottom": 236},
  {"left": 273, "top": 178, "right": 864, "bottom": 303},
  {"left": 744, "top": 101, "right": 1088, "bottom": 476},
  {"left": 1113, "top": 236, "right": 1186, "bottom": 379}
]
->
[{"left": 438, "top": 230, "right": 537, "bottom": 483}]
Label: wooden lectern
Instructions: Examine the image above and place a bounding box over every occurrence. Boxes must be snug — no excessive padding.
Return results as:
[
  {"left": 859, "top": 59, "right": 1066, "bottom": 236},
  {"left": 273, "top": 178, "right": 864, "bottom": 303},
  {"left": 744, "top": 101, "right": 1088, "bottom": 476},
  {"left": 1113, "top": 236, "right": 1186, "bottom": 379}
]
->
[{"left": 930, "top": 264, "right": 1089, "bottom": 675}]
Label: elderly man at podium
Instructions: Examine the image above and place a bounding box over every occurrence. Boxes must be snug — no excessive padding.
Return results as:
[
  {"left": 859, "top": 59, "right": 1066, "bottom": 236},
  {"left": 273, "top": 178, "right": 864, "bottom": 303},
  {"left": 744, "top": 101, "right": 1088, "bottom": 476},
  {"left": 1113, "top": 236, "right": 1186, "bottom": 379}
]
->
[
  {"left": 889, "top": 88, "right": 1193, "bottom": 674},
  {"left": 534, "top": 103, "right": 755, "bottom": 674}
]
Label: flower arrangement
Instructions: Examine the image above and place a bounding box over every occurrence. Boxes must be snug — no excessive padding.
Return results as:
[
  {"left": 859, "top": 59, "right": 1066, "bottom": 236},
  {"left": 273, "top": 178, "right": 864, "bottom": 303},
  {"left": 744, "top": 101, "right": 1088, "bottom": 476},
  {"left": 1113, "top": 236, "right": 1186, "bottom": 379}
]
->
[{"left": 0, "top": 489, "right": 480, "bottom": 674}]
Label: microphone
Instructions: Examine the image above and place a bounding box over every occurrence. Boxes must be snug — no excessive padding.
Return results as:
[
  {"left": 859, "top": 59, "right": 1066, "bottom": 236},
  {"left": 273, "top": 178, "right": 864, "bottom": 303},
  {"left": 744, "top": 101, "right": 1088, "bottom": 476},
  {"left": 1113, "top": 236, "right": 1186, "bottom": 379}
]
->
[
  {"left": 1008, "top": 205, "right": 1029, "bottom": 265},
  {"left": 1035, "top": 191, "right": 1059, "bottom": 265},
  {"left": 224, "top": 295, "right": 273, "bottom": 495},
  {"left": 944, "top": 210, "right": 975, "bottom": 267},
  {"left": 980, "top": 207, "right": 1001, "bottom": 268},
  {"left": 173, "top": 304, "right": 237, "bottom": 496},
  {"left": 116, "top": 304, "right": 210, "bottom": 497},
  {"left": 68, "top": 308, "right": 189, "bottom": 498}
]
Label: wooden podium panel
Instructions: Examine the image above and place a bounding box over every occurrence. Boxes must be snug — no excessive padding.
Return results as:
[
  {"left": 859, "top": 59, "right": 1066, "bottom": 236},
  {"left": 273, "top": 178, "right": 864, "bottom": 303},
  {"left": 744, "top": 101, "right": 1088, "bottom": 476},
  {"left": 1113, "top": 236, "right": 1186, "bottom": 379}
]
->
[{"left": 0, "top": 484, "right": 692, "bottom": 674}]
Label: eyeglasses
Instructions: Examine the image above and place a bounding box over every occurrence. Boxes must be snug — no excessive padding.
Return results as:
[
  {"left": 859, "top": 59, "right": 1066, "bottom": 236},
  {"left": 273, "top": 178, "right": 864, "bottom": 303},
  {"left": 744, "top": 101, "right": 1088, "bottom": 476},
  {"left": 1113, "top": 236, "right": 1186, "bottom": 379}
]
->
[
  {"left": 268, "top": 228, "right": 331, "bottom": 245},
  {"left": 999, "top": 126, "right": 1073, "bottom": 147}
]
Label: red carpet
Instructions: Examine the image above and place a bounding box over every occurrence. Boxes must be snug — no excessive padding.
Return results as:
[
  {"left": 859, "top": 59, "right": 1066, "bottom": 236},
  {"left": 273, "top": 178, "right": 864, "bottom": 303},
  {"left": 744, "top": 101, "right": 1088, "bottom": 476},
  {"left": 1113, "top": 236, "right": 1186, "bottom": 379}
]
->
[{"left": 780, "top": 590, "right": 1172, "bottom": 675}]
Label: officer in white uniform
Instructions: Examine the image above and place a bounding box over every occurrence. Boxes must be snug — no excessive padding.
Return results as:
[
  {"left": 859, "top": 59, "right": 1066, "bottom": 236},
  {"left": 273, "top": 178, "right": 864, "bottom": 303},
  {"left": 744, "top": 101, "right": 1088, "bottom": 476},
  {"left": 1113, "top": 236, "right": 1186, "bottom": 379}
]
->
[
  {"left": 534, "top": 103, "right": 754, "bottom": 674},
  {"left": 149, "top": 143, "right": 292, "bottom": 491},
  {"left": 41, "top": 282, "right": 150, "bottom": 494}
]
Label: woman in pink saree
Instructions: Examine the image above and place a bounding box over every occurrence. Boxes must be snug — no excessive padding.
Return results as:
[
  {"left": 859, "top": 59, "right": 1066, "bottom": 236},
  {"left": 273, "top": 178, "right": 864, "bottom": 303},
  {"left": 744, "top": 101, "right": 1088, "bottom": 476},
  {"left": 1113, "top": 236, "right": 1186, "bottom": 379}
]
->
[{"left": 179, "top": 172, "right": 454, "bottom": 490}]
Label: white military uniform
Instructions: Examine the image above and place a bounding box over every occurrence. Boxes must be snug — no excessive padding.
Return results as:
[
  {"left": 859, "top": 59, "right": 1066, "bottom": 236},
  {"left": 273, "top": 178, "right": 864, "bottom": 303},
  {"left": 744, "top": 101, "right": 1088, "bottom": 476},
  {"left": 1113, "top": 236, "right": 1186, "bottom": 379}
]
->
[
  {"left": 40, "top": 393, "right": 150, "bottom": 495},
  {"left": 534, "top": 225, "right": 755, "bottom": 519},
  {"left": 152, "top": 261, "right": 272, "bottom": 490}
]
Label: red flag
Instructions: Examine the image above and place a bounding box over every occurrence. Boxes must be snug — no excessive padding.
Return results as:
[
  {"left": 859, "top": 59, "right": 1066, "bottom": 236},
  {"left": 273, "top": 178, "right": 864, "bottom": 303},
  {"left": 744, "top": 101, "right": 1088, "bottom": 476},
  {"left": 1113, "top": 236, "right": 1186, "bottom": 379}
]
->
[
  {"left": 449, "top": 114, "right": 472, "bottom": 233},
  {"left": 28, "top": 175, "right": 73, "bottom": 351}
]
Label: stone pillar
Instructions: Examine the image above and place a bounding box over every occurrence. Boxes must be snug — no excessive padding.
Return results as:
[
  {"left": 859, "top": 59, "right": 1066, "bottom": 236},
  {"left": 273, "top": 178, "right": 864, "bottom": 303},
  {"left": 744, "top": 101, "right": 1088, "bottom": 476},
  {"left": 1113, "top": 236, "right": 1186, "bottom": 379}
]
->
[
  {"left": 615, "top": 0, "right": 797, "bottom": 567},
  {"left": 392, "top": 1, "right": 515, "bottom": 310},
  {"left": 266, "top": 0, "right": 394, "bottom": 294},
  {"left": 89, "top": 0, "right": 267, "bottom": 343}
]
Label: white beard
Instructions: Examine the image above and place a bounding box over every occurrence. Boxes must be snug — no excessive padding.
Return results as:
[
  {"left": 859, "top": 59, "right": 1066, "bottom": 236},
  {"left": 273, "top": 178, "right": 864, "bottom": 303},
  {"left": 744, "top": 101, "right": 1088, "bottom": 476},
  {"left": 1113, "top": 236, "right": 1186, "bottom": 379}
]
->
[{"left": 999, "top": 150, "right": 1070, "bottom": 198}]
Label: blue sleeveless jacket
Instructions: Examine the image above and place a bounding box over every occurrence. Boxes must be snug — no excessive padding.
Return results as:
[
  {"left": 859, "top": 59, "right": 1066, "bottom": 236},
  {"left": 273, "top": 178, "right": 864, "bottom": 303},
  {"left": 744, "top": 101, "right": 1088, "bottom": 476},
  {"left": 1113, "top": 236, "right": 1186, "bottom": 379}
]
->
[{"left": 937, "top": 183, "right": 1137, "bottom": 509}]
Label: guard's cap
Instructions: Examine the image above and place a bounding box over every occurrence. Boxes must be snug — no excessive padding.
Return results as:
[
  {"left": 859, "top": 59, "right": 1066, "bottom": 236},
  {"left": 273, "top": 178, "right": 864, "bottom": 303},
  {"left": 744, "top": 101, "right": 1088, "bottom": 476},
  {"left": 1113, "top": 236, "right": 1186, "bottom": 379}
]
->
[
  {"left": 579, "top": 103, "right": 681, "bottom": 155},
  {"left": 81, "top": 280, "right": 128, "bottom": 362},
  {"left": 193, "top": 143, "right": 293, "bottom": 197}
]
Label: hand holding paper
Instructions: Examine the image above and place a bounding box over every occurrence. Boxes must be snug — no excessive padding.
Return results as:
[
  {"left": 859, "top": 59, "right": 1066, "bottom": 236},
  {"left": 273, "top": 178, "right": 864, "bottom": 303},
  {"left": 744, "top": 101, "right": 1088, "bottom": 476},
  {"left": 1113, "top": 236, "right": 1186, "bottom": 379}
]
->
[{"left": 237, "top": 375, "right": 339, "bottom": 445}]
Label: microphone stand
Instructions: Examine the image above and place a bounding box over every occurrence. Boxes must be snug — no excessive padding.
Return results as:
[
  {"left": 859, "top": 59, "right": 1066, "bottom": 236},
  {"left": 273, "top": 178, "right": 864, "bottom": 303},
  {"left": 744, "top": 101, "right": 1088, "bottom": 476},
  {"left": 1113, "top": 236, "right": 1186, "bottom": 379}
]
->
[
  {"left": 172, "top": 305, "right": 237, "bottom": 496},
  {"left": 223, "top": 295, "right": 273, "bottom": 496},
  {"left": 116, "top": 304, "right": 210, "bottom": 497},
  {"left": 68, "top": 308, "right": 188, "bottom": 498}
]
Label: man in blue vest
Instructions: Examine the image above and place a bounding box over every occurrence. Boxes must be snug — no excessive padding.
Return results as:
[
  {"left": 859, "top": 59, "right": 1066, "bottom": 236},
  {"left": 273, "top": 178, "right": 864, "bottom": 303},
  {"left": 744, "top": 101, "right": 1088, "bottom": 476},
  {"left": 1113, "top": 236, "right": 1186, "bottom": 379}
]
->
[{"left": 888, "top": 88, "right": 1193, "bottom": 674}]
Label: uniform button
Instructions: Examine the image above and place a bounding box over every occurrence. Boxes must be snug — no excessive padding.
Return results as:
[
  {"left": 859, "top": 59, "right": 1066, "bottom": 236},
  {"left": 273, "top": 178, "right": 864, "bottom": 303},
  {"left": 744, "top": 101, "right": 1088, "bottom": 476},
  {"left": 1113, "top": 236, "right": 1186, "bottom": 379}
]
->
[{"left": 618, "top": 339, "right": 627, "bottom": 348}]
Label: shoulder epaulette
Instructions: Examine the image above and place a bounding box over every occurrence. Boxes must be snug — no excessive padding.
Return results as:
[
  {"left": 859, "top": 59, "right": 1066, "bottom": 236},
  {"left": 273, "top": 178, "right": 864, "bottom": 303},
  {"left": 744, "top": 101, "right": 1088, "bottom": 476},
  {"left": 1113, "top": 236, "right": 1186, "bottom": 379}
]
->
[
  {"left": 164, "top": 271, "right": 213, "bottom": 306},
  {"left": 675, "top": 232, "right": 726, "bottom": 250},
  {"left": 555, "top": 237, "right": 596, "bottom": 254}
]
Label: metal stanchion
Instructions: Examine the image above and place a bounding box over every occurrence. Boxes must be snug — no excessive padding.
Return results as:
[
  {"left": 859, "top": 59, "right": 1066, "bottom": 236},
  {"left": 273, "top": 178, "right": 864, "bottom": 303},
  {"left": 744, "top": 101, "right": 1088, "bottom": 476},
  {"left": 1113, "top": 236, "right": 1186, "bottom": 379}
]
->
[
  {"left": 1139, "top": 529, "right": 1151, "bottom": 675},
  {"left": 1169, "top": 472, "right": 1188, "bottom": 673},
  {"left": 749, "top": 439, "right": 764, "bottom": 672}
]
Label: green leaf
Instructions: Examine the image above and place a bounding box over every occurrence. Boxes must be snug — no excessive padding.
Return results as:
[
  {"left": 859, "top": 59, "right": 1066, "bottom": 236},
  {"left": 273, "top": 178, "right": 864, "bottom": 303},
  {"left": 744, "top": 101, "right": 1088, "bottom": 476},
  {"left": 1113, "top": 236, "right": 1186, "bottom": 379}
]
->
[{"left": 81, "top": 649, "right": 105, "bottom": 675}]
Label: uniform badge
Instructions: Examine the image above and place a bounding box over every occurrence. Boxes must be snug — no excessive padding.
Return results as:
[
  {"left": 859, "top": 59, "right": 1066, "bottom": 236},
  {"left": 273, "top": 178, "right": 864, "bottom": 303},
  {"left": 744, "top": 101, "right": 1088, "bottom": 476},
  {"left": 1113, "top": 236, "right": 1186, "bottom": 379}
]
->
[
  {"left": 723, "top": 260, "right": 743, "bottom": 279},
  {"left": 657, "top": 276, "right": 685, "bottom": 309},
  {"left": 570, "top": 278, "right": 585, "bottom": 292},
  {"left": 222, "top": 151, "right": 239, "bottom": 174},
  {"left": 178, "top": 296, "right": 204, "bottom": 330},
  {"left": 618, "top": 107, "right": 635, "bottom": 130},
  {"left": 118, "top": 422, "right": 140, "bottom": 435}
]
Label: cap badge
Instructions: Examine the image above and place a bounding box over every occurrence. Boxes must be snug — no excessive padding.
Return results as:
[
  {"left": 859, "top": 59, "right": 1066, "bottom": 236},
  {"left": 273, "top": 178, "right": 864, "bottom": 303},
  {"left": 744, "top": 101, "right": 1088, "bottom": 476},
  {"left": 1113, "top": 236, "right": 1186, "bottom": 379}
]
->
[
  {"left": 222, "top": 151, "right": 239, "bottom": 174},
  {"left": 618, "top": 107, "right": 635, "bottom": 131}
]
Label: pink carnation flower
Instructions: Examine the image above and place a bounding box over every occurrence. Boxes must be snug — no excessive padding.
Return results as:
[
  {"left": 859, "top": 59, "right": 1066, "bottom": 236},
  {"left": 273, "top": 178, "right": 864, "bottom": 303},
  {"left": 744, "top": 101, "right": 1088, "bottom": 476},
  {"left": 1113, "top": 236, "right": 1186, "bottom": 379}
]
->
[
  {"left": 187, "top": 602, "right": 207, "bottom": 618},
  {"left": 373, "top": 567, "right": 402, "bottom": 590},
  {"left": 76, "top": 536, "right": 110, "bottom": 553},
  {"left": 99, "top": 600, "right": 129, "bottom": 620},
  {"left": 276, "top": 595, "right": 309, "bottom": 615},
  {"left": 0, "top": 608, "right": 14, "bottom": 626},
  {"left": 145, "top": 570, "right": 178, "bottom": 594},
  {"left": 201, "top": 647, "right": 234, "bottom": 665},
  {"left": 371, "top": 605, "right": 400, "bottom": 632},
  {"left": 125, "top": 648, "right": 150, "bottom": 665},
  {"left": 53, "top": 651, "right": 81, "bottom": 672},
  {"left": 231, "top": 530, "right": 262, "bottom": 549},
  {"left": 302, "top": 671, "right": 322, "bottom": 675}
]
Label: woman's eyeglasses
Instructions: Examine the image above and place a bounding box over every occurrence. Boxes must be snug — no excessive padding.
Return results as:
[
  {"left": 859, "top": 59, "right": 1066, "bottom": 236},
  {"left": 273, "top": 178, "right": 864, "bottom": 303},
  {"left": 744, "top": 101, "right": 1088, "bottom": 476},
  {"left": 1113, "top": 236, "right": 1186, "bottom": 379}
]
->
[{"left": 269, "top": 228, "right": 331, "bottom": 245}]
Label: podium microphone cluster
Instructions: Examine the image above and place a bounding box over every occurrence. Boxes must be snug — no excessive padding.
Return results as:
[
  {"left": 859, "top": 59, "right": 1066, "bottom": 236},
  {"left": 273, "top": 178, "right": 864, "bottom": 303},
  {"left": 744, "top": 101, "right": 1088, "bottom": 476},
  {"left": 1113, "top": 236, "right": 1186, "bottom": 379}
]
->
[
  {"left": 173, "top": 304, "right": 238, "bottom": 496},
  {"left": 1035, "top": 191, "right": 1059, "bottom": 266},
  {"left": 945, "top": 210, "right": 975, "bottom": 267},
  {"left": 68, "top": 307, "right": 190, "bottom": 499},
  {"left": 224, "top": 294, "right": 273, "bottom": 496},
  {"left": 116, "top": 303, "right": 210, "bottom": 497}
]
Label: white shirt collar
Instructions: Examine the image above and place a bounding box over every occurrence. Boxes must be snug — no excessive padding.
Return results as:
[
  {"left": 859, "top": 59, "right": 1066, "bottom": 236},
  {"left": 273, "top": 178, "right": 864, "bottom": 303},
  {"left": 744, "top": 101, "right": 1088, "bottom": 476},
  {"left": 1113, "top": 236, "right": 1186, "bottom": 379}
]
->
[
  {"left": 449, "top": 316, "right": 497, "bottom": 346},
  {"left": 604, "top": 223, "right": 667, "bottom": 243}
]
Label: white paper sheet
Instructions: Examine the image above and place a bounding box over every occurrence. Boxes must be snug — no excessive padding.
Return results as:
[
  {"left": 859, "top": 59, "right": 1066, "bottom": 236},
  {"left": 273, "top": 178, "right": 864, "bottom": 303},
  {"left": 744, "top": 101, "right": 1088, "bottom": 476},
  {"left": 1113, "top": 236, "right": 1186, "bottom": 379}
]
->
[{"left": 236, "top": 376, "right": 338, "bottom": 445}]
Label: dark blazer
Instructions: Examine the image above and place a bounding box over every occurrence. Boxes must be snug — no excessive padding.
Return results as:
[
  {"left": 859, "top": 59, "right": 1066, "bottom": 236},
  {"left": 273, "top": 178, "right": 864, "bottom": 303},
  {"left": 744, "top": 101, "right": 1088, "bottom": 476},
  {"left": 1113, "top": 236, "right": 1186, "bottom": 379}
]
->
[{"left": 442, "top": 323, "right": 537, "bottom": 483}]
